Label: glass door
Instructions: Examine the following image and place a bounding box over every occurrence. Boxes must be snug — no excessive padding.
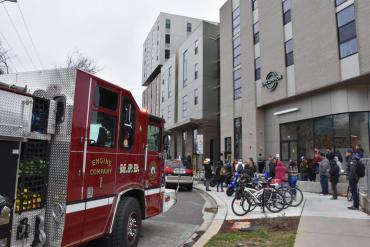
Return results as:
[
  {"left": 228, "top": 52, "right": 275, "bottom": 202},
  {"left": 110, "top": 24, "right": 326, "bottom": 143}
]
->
[{"left": 281, "top": 141, "right": 298, "bottom": 161}]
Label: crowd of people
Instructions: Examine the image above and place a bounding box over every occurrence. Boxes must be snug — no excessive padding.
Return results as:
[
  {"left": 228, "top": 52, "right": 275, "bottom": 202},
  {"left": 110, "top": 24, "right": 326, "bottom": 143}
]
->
[{"left": 202, "top": 144, "right": 365, "bottom": 210}]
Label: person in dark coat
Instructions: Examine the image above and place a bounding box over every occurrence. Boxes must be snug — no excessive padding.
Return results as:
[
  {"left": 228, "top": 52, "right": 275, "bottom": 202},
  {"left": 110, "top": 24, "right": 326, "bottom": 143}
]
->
[
  {"left": 215, "top": 161, "right": 225, "bottom": 192},
  {"left": 328, "top": 152, "right": 340, "bottom": 200},
  {"left": 269, "top": 157, "right": 277, "bottom": 178},
  {"left": 203, "top": 158, "right": 212, "bottom": 191},
  {"left": 346, "top": 148, "right": 360, "bottom": 210}
]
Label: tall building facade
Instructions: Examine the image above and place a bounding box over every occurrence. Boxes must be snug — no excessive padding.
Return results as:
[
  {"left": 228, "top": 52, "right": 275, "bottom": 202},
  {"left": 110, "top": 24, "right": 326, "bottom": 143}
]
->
[
  {"left": 142, "top": 13, "right": 202, "bottom": 116},
  {"left": 220, "top": 0, "right": 370, "bottom": 163},
  {"left": 162, "top": 21, "right": 220, "bottom": 168}
]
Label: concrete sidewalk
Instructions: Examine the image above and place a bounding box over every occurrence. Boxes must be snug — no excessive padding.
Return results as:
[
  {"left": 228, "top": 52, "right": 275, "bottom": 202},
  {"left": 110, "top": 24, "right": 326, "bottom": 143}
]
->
[
  {"left": 195, "top": 182, "right": 370, "bottom": 247},
  {"left": 294, "top": 193, "right": 370, "bottom": 247}
]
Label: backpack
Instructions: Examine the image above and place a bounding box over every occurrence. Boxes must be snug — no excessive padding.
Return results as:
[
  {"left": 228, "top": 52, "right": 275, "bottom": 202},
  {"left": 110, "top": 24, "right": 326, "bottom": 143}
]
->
[
  {"left": 356, "top": 159, "right": 366, "bottom": 178},
  {"left": 220, "top": 167, "right": 227, "bottom": 176}
]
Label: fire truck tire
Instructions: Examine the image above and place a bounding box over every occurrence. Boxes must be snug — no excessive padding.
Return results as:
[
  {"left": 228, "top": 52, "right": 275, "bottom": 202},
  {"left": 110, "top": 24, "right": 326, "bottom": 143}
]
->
[{"left": 112, "top": 197, "right": 142, "bottom": 247}]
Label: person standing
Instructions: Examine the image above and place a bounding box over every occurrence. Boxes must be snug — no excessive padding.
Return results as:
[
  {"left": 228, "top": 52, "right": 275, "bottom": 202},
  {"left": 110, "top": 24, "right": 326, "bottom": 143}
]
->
[
  {"left": 299, "top": 156, "right": 309, "bottom": 181},
  {"left": 263, "top": 156, "right": 272, "bottom": 177},
  {"left": 307, "top": 159, "right": 316, "bottom": 181},
  {"left": 319, "top": 152, "right": 330, "bottom": 195},
  {"left": 354, "top": 144, "right": 364, "bottom": 159},
  {"left": 215, "top": 161, "right": 225, "bottom": 192},
  {"left": 243, "top": 158, "right": 255, "bottom": 178},
  {"left": 275, "top": 160, "right": 288, "bottom": 182},
  {"left": 269, "top": 157, "right": 277, "bottom": 178},
  {"left": 314, "top": 148, "right": 323, "bottom": 180},
  {"left": 329, "top": 152, "right": 340, "bottom": 200},
  {"left": 288, "top": 160, "right": 299, "bottom": 195},
  {"left": 203, "top": 158, "right": 212, "bottom": 191},
  {"left": 346, "top": 148, "right": 360, "bottom": 210}
]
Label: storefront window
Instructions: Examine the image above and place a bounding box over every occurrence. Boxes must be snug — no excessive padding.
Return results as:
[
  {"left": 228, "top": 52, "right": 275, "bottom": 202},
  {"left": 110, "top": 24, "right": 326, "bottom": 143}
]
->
[
  {"left": 314, "top": 116, "right": 333, "bottom": 152},
  {"left": 333, "top": 113, "right": 350, "bottom": 158},
  {"left": 280, "top": 112, "right": 369, "bottom": 161},
  {"left": 350, "top": 112, "right": 369, "bottom": 157},
  {"left": 298, "top": 120, "right": 314, "bottom": 158},
  {"left": 281, "top": 123, "right": 298, "bottom": 141}
]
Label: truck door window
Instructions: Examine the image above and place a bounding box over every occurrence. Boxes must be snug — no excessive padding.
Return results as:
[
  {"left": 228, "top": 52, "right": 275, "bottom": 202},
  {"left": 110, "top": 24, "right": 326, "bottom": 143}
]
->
[
  {"left": 147, "top": 125, "right": 161, "bottom": 152},
  {"left": 89, "top": 111, "right": 117, "bottom": 148},
  {"left": 93, "top": 85, "right": 118, "bottom": 111},
  {"left": 120, "top": 98, "right": 136, "bottom": 149}
]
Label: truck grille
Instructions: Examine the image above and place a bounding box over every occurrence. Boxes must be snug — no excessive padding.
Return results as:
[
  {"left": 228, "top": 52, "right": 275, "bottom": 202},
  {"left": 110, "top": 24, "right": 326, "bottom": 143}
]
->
[{"left": 16, "top": 140, "right": 49, "bottom": 213}]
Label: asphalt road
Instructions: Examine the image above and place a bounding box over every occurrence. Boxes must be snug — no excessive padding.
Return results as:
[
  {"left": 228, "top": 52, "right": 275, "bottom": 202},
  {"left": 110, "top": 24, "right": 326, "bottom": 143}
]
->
[{"left": 138, "top": 190, "right": 205, "bottom": 247}]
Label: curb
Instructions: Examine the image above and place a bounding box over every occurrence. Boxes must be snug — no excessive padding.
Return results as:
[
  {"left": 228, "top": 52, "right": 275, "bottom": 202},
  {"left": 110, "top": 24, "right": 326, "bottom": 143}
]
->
[{"left": 191, "top": 184, "right": 228, "bottom": 247}]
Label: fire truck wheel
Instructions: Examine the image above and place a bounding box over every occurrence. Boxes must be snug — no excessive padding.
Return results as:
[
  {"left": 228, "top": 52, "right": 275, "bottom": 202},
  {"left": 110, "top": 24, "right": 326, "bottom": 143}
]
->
[{"left": 112, "top": 197, "right": 142, "bottom": 247}]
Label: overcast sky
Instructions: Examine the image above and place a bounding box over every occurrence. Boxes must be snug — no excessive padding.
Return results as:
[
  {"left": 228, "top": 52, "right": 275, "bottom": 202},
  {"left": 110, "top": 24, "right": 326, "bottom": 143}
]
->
[{"left": 0, "top": 0, "right": 225, "bottom": 105}]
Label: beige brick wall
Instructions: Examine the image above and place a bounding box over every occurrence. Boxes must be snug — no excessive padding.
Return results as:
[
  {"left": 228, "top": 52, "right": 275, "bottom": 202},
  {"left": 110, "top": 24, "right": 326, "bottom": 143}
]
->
[
  {"left": 357, "top": 0, "right": 370, "bottom": 74},
  {"left": 220, "top": 0, "right": 234, "bottom": 158}
]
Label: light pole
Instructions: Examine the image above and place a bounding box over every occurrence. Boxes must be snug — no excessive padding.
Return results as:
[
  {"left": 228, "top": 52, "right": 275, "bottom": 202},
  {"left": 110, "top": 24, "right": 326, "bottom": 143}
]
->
[{"left": 0, "top": 0, "right": 17, "bottom": 3}]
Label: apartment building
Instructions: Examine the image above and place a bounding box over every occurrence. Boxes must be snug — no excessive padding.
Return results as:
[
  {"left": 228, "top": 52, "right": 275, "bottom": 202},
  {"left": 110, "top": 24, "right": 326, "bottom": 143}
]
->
[
  {"left": 142, "top": 13, "right": 202, "bottom": 116},
  {"left": 220, "top": 0, "right": 370, "bottom": 163},
  {"left": 161, "top": 21, "right": 220, "bottom": 168}
]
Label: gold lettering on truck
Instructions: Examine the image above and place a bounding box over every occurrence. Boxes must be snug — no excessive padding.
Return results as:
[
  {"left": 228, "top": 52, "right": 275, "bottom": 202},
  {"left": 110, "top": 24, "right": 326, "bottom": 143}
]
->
[{"left": 90, "top": 158, "right": 113, "bottom": 176}]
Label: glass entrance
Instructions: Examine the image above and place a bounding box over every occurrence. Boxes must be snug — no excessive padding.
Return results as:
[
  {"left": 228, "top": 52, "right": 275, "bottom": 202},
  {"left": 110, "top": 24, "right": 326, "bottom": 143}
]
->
[{"left": 281, "top": 141, "right": 298, "bottom": 161}]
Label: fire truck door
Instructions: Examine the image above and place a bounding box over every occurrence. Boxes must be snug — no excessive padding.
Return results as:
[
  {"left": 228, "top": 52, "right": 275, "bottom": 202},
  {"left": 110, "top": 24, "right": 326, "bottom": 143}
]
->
[
  {"left": 145, "top": 123, "right": 162, "bottom": 217},
  {"left": 0, "top": 141, "right": 20, "bottom": 246}
]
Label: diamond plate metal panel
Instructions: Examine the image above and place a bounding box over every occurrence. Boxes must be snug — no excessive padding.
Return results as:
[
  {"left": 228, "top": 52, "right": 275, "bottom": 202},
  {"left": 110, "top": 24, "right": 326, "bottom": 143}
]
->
[
  {"left": 0, "top": 68, "right": 77, "bottom": 247},
  {"left": 0, "top": 90, "right": 32, "bottom": 139}
]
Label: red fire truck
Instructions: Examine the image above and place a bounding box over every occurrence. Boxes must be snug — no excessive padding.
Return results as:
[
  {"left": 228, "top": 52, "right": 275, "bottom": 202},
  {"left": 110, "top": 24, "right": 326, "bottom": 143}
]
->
[{"left": 0, "top": 68, "right": 174, "bottom": 247}]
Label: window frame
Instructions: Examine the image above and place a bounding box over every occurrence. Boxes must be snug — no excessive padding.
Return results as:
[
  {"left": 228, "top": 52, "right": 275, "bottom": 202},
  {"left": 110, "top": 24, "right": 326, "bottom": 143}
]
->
[
  {"left": 183, "top": 50, "right": 188, "bottom": 87},
  {"left": 182, "top": 95, "right": 188, "bottom": 118},
  {"left": 234, "top": 117, "right": 242, "bottom": 160},
  {"left": 336, "top": 4, "right": 358, "bottom": 59},
  {"left": 285, "top": 39, "right": 294, "bottom": 67},
  {"left": 119, "top": 96, "right": 136, "bottom": 150},
  {"left": 165, "top": 34, "right": 170, "bottom": 44},
  {"left": 255, "top": 57, "right": 261, "bottom": 81}
]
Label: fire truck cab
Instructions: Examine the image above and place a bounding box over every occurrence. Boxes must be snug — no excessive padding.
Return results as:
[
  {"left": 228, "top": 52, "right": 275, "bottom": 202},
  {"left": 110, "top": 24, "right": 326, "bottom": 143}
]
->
[{"left": 0, "top": 68, "right": 174, "bottom": 247}]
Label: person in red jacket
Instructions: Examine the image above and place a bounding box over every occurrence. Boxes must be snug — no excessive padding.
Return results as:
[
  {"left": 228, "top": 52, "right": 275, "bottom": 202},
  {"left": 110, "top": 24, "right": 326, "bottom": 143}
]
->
[{"left": 275, "top": 160, "right": 288, "bottom": 182}]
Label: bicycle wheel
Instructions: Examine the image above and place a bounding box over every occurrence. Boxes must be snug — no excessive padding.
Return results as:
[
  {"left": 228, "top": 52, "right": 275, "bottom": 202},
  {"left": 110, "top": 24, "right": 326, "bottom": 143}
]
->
[
  {"left": 290, "top": 187, "right": 304, "bottom": 207},
  {"left": 347, "top": 185, "right": 353, "bottom": 202},
  {"left": 265, "top": 189, "right": 285, "bottom": 213},
  {"left": 277, "top": 187, "right": 293, "bottom": 209},
  {"left": 231, "top": 196, "right": 248, "bottom": 216}
]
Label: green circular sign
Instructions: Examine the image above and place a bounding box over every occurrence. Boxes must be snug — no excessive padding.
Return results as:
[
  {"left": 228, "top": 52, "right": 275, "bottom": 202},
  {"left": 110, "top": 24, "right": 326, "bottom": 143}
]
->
[{"left": 262, "top": 72, "right": 283, "bottom": 92}]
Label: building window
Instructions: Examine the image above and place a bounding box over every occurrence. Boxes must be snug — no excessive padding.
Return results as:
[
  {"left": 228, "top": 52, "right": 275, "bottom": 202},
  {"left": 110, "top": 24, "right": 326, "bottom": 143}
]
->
[
  {"left": 280, "top": 112, "right": 370, "bottom": 161},
  {"left": 165, "top": 19, "right": 171, "bottom": 29},
  {"left": 194, "top": 89, "right": 198, "bottom": 105},
  {"left": 336, "top": 4, "right": 358, "bottom": 59},
  {"left": 336, "top": 0, "right": 347, "bottom": 7},
  {"left": 165, "top": 49, "right": 170, "bottom": 59},
  {"left": 232, "top": 7, "right": 240, "bottom": 36},
  {"left": 182, "top": 131, "right": 187, "bottom": 157},
  {"left": 187, "top": 23, "right": 192, "bottom": 33},
  {"left": 224, "top": 137, "right": 232, "bottom": 161},
  {"left": 233, "top": 68, "right": 242, "bottom": 100},
  {"left": 183, "top": 50, "right": 188, "bottom": 87},
  {"left": 253, "top": 22, "right": 259, "bottom": 44},
  {"left": 234, "top": 118, "right": 242, "bottom": 160},
  {"left": 195, "top": 40, "right": 199, "bottom": 55},
  {"left": 165, "top": 34, "right": 170, "bottom": 44},
  {"left": 252, "top": 0, "right": 258, "bottom": 11},
  {"left": 285, "top": 39, "right": 294, "bottom": 66},
  {"left": 282, "top": 0, "right": 291, "bottom": 25},
  {"left": 161, "top": 90, "right": 164, "bottom": 103},
  {"left": 255, "top": 57, "right": 261, "bottom": 81},
  {"left": 162, "top": 78, "right": 164, "bottom": 85},
  {"left": 182, "top": 95, "right": 188, "bottom": 118},
  {"left": 168, "top": 66, "right": 172, "bottom": 98},
  {"left": 167, "top": 105, "right": 172, "bottom": 123},
  {"left": 194, "top": 63, "right": 199, "bottom": 80},
  {"left": 193, "top": 128, "right": 198, "bottom": 154}
]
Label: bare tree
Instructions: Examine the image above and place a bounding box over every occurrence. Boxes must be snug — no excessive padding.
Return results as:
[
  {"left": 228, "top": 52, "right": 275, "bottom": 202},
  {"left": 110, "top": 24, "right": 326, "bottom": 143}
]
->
[
  {"left": 66, "top": 50, "right": 101, "bottom": 74},
  {"left": 0, "top": 42, "right": 9, "bottom": 75}
]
